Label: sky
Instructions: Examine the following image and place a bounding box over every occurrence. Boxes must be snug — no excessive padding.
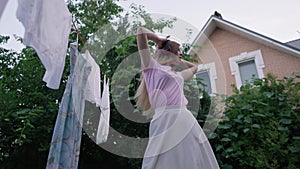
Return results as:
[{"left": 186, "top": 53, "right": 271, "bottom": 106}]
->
[
  {"left": 116, "top": 0, "right": 300, "bottom": 42},
  {"left": 1, "top": 0, "right": 300, "bottom": 50}
]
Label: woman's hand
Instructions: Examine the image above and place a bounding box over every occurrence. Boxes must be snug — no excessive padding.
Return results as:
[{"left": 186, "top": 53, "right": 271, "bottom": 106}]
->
[
  {"left": 156, "top": 35, "right": 170, "bottom": 49},
  {"left": 179, "top": 59, "right": 197, "bottom": 69},
  {"left": 137, "top": 27, "right": 165, "bottom": 46},
  {"left": 180, "top": 60, "right": 198, "bottom": 81}
]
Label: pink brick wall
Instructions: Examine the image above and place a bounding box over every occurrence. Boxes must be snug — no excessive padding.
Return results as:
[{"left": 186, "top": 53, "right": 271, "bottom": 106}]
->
[{"left": 193, "top": 28, "right": 300, "bottom": 95}]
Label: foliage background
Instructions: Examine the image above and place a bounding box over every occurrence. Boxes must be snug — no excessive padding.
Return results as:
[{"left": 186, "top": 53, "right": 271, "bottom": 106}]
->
[
  {"left": 0, "top": 0, "right": 299, "bottom": 168},
  {"left": 210, "top": 74, "right": 300, "bottom": 169}
]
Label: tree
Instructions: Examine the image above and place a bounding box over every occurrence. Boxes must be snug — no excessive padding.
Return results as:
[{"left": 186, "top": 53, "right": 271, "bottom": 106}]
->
[
  {"left": 0, "top": 2, "right": 180, "bottom": 169},
  {"left": 76, "top": 4, "right": 178, "bottom": 168},
  {"left": 0, "top": 0, "right": 123, "bottom": 168},
  {"left": 0, "top": 35, "right": 64, "bottom": 168}
]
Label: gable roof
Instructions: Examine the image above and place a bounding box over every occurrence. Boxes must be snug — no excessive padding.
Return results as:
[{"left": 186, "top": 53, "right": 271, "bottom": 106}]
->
[
  {"left": 286, "top": 39, "right": 300, "bottom": 50},
  {"left": 191, "top": 15, "right": 300, "bottom": 58}
]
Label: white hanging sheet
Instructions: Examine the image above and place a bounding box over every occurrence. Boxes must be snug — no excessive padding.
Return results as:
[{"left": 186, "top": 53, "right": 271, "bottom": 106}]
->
[
  {"left": 82, "top": 50, "right": 101, "bottom": 107},
  {"left": 16, "top": 0, "right": 72, "bottom": 89},
  {"left": 96, "top": 75, "right": 110, "bottom": 144}
]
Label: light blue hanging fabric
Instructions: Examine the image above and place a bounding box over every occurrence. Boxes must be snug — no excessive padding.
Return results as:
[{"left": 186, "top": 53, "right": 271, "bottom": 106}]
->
[
  {"left": 0, "top": 0, "right": 8, "bottom": 19},
  {"left": 46, "top": 43, "right": 91, "bottom": 169}
]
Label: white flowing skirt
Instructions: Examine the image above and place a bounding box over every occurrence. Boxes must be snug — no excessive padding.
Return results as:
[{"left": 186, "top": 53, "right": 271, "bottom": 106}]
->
[{"left": 142, "top": 106, "right": 220, "bottom": 169}]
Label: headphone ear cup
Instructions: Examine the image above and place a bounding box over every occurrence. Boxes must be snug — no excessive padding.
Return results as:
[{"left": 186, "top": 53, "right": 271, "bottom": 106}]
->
[{"left": 161, "top": 40, "right": 171, "bottom": 51}]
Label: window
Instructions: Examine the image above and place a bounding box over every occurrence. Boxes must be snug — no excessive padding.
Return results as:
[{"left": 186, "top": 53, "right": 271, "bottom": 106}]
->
[
  {"left": 229, "top": 50, "right": 265, "bottom": 88},
  {"left": 195, "top": 62, "right": 217, "bottom": 95},
  {"left": 196, "top": 71, "right": 212, "bottom": 94},
  {"left": 238, "top": 60, "right": 258, "bottom": 86}
]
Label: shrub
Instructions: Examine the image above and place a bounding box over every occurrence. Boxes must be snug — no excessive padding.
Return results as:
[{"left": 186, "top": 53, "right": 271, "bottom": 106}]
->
[{"left": 210, "top": 73, "right": 300, "bottom": 169}]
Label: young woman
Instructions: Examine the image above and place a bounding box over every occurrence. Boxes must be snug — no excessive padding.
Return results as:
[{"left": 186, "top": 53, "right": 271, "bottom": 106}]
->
[{"left": 135, "top": 27, "right": 220, "bottom": 169}]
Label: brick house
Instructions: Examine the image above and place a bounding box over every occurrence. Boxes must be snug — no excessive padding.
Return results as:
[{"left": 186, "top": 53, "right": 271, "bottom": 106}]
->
[{"left": 190, "top": 13, "right": 300, "bottom": 96}]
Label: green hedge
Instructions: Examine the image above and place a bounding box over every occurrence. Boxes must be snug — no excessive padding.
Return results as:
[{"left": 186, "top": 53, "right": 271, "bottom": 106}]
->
[{"left": 210, "top": 73, "right": 300, "bottom": 169}]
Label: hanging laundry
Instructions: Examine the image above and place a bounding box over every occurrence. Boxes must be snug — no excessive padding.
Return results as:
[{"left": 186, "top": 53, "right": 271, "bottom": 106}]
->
[
  {"left": 16, "top": 0, "right": 72, "bottom": 89},
  {"left": 46, "top": 43, "right": 91, "bottom": 169},
  {"left": 96, "top": 75, "right": 110, "bottom": 144},
  {"left": 0, "top": 0, "right": 8, "bottom": 19},
  {"left": 83, "top": 50, "right": 101, "bottom": 107}
]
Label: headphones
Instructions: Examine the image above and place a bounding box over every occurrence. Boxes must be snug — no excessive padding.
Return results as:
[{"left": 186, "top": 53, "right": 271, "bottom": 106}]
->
[{"left": 160, "top": 40, "right": 171, "bottom": 51}]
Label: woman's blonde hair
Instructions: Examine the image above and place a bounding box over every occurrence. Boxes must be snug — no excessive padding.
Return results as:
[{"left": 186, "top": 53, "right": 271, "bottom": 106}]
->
[{"left": 134, "top": 48, "right": 177, "bottom": 116}]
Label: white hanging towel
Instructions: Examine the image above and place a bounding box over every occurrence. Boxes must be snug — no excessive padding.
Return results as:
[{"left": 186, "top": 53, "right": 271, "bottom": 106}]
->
[
  {"left": 16, "top": 0, "right": 72, "bottom": 89},
  {"left": 83, "top": 50, "right": 101, "bottom": 107},
  {"left": 96, "top": 76, "right": 110, "bottom": 144},
  {"left": 0, "top": 0, "right": 8, "bottom": 19}
]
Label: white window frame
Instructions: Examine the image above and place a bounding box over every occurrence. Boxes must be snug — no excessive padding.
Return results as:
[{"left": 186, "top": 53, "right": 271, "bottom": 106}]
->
[
  {"left": 195, "top": 62, "right": 217, "bottom": 95},
  {"left": 229, "top": 50, "right": 265, "bottom": 88}
]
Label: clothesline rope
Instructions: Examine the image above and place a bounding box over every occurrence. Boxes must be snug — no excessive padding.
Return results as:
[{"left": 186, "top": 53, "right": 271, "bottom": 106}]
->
[
  {"left": 71, "top": 17, "right": 88, "bottom": 51},
  {"left": 71, "top": 16, "right": 110, "bottom": 82}
]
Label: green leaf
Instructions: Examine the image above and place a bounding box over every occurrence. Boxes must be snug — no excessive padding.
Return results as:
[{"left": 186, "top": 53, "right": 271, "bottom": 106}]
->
[
  {"left": 229, "top": 132, "right": 238, "bottom": 138},
  {"left": 209, "top": 133, "right": 218, "bottom": 139},
  {"left": 26, "top": 122, "right": 35, "bottom": 128},
  {"left": 266, "top": 92, "right": 274, "bottom": 98},
  {"left": 233, "top": 119, "right": 242, "bottom": 123},
  {"left": 15, "top": 109, "right": 30, "bottom": 115},
  {"left": 252, "top": 124, "right": 260, "bottom": 128},
  {"left": 277, "top": 126, "right": 288, "bottom": 131},
  {"left": 244, "top": 117, "right": 252, "bottom": 123},
  {"left": 221, "top": 138, "right": 231, "bottom": 142},
  {"left": 253, "top": 113, "right": 265, "bottom": 117},
  {"left": 280, "top": 110, "right": 291, "bottom": 117},
  {"left": 237, "top": 141, "right": 244, "bottom": 145},
  {"left": 218, "top": 124, "right": 232, "bottom": 129},
  {"left": 15, "top": 128, "right": 23, "bottom": 132},
  {"left": 243, "top": 128, "right": 250, "bottom": 133},
  {"left": 292, "top": 136, "right": 300, "bottom": 140},
  {"left": 279, "top": 119, "right": 292, "bottom": 124},
  {"left": 290, "top": 147, "right": 299, "bottom": 153},
  {"left": 241, "top": 105, "right": 252, "bottom": 110},
  {"left": 21, "top": 134, "right": 26, "bottom": 139},
  {"left": 216, "top": 145, "right": 223, "bottom": 152},
  {"left": 278, "top": 96, "right": 285, "bottom": 101},
  {"left": 222, "top": 164, "right": 233, "bottom": 169},
  {"left": 251, "top": 100, "right": 268, "bottom": 106},
  {"left": 237, "top": 114, "right": 244, "bottom": 119},
  {"left": 225, "top": 147, "right": 234, "bottom": 153}
]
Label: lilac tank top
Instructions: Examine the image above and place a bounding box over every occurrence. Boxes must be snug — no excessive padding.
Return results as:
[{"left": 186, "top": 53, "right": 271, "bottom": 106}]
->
[{"left": 142, "top": 57, "right": 188, "bottom": 109}]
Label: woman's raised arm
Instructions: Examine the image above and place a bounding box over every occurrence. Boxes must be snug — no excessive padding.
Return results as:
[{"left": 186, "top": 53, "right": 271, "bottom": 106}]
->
[
  {"left": 180, "top": 59, "right": 198, "bottom": 81},
  {"left": 136, "top": 27, "right": 164, "bottom": 68}
]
